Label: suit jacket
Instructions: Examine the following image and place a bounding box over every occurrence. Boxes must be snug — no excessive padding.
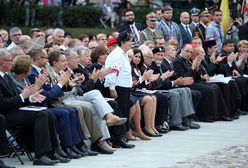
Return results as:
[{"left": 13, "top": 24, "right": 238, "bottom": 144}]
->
[
  {"left": 161, "top": 58, "right": 179, "bottom": 80},
  {"left": 0, "top": 74, "right": 28, "bottom": 114},
  {"left": 27, "top": 66, "right": 62, "bottom": 106},
  {"left": 238, "top": 22, "right": 248, "bottom": 41},
  {"left": 73, "top": 64, "right": 95, "bottom": 93},
  {"left": 117, "top": 22, "right": 144, "bottom": 47},
  {"left": 178, "top": 23, "right": 193, "bottom": 46},
  {"left": 193, "top": 22, "right": 206, "bottom": 42},
  {"left": 88, "top": 63, "right": 110, "bottom": 97},
  {"left": 140, "top": 27, "right": 163, "bottom": 44},
  {"left": 150, "top": 61, "right": 173, "bottom": 89},
  {"left": 173, "top": 55, "right": 200, "bottom": 79}
]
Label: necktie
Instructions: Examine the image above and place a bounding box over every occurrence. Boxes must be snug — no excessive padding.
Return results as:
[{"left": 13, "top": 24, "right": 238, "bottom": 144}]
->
[
  {"left": 169, "top": 63, "right": 174, "bottom": 70},
  {"left": 185, "top": 25, "right": 192, "bottom": 38},
  {"left": 216, "top": 26, "right": 223, "bottom": 42},
  {"left": 131, "top": 25, "right": 139, "bottom": 47},
  {"left": 3, "top": 74, "right": 9, "bottom": 85}
]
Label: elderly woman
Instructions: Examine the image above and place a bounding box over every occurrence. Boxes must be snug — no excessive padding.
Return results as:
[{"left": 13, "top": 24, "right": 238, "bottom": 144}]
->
[
  {"left": 236, "top": 40, "right": 248, "bottom": 74},
  {"left": 104, "top": 31, "right": 137, "bottom": 146}
]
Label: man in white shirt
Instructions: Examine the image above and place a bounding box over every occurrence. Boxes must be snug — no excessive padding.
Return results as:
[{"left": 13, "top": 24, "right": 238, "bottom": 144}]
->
[
  {"left": 6, "top": 27, "right": 22, "bottom": 50},
  {"left": 178, "top": 11, "right": 193, "bottom": 46}
]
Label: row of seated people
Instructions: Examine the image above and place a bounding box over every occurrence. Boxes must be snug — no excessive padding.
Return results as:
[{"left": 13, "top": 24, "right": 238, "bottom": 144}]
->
[{"left": 1, "top": 30, "right": 248, "bottom": 167}]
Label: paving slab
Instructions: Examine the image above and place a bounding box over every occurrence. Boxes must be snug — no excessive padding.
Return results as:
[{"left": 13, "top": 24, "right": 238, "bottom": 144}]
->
[{"left": 3, "top": 115, "right": 248, "bottom": 168}]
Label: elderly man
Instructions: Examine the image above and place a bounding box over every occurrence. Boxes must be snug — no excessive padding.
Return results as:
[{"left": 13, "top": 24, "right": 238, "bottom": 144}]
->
[
  {"left": 52, "top": 28, "right": 65, "bottom": 48},
  {"left": 6, "top": 27, "right": 22, "bottom": 50},
  {"left": 140, "top": 12, "right": 164, "bottom": 45},
  {"left": 0, "top": 48, "right": 59, "bottom": 165},
  {"left": 173, "top": 44, "right": 231, "bottom": 122}
]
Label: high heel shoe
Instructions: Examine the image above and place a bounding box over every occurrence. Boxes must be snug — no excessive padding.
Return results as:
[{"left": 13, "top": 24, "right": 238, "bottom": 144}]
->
[{"left": 132, "top": 131, "right": 151, "bottom": 140}]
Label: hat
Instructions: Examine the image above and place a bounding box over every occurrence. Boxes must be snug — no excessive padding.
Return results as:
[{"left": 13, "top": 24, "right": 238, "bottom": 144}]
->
[
  {"left": 203, "top": 39, "right": 217, "bottom": 49},
  {"left": 190, "top": 7, "right": 200, "bottom": 16},
  {"left": 106, "top": 37, "right": 117, "bottom": 47},
  {"left": 146, "top": 16, "right": 157, "bottom": 21},
  {"left": 152, "top": 46, "right": 165, "bottom": 54},
  {"left": 26, "top": 37, "right": 45, "bottom": 52},
  {"left": 198, "top": 8, "right": 210, "bottom": 17}
]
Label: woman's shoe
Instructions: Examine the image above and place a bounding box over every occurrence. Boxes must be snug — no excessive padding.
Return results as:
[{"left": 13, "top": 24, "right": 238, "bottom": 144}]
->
[{"left": 132, "top": 131, "right": 151, "bottom": 140}]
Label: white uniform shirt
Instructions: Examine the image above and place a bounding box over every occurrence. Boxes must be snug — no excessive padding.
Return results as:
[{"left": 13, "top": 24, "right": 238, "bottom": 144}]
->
[{"left": 104, "top": 46, "right": 132, "bottom": 90}]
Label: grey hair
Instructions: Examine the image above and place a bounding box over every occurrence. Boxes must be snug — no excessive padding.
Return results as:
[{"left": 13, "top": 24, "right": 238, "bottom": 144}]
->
[
  {"left": 64, "top": 48, "right": 74, "bottom": 58},
  {"left": 52, "top": 28, "right": 64, "bottom": 37},
  {"left": 138, "top": 45, "right": 152, "bottom": 57},
  {"left": 73, "top": 46, "right": 90, "bottom": 58},
  {"left": 0, "top": 48, "right": 10, "bottom": 59},
  {"left": 9, "top": 27, "right": 22, "bottom": 37}
]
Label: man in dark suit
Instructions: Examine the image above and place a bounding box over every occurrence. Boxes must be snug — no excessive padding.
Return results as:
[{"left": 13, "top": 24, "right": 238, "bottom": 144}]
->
[
  {"left": 173, "top": 44, "right": 230, "bottom": 122},
  {"left": 238, "top": 21, "right": 248, "bottom": 40},
  {"left": 117, "top": 9, "right": 144, "bottom": 47},
  {"left": 161, "top": 45, "right": 202, "bottom": 113},
  {"left": 0, "top": 48, "right": 58, "bottom": 165},
  {"left": 179, "top": 11, "right": 193, "bottom": 46},
  {"left": 192, "top": 8, "right": 211, "bottom": 42}
]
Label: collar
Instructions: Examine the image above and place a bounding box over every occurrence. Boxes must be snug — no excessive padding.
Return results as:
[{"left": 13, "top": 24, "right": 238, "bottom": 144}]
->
[
  {"left": 148, "top": 27, "right": 156, "bottom": 33},
  {"left": 211, "top": 21, "right": 221, "bottom": 27},
  {"left": 164, "top": 58, "right": 172, "bottom": 64},
  {"left": 79, "top": 63, "right": 85, "bottom": 69},
  {"left": 0, "top": 71, "right": 5, "bottom": 77},
  {"left": 32, "top": 64, "right": 42, "bottom": 74},
  {"left": 200, "top": 22, "right": 207, "bottom": 28},
  {"left": 181, "top": 23, "right": 189, "bottom": 28}
]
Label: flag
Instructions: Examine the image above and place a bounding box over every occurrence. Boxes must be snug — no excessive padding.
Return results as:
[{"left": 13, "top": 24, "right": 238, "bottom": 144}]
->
[
  {"left": 241, "top": 0, "right": 248, "bottom": 14},
  {"left": 220, "top": 0, "right": 230, "bottom": 36}
]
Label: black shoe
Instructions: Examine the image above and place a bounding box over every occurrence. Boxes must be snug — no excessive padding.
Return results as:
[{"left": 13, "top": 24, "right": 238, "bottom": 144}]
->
[
  {"left": 54, "top": 153, "right": 71, "bottom": 163},
  {"left": 170, "top": 124, "right": 189, "bottom": 131},
  {"left": 56, "top": 147, "right": 70, "bottom": 159},
  {"left": 155, "top": 126, "right": 170, "bottom": 134},
  {"left": 80, "top": 144, "right": 98, "bottom": 156},
  {"left": 71, "top": 146, "right": 86, "bottom": 157},
  {"left": 113, "top": 138, "right": 135, "bottom": 148},
  {"left": 221, "top": 116, "right": 234, "bottom": 121},
  {"left": 0, "top": 160, "right": 15, "bottom": 168},
  {"left": 91, "top": 142, "right": 114, "bottom": 154},
  {"left": 64, "top": 147, "right": 81, "bottom": 159},
  {"left": 33, "top": 155, "right": 59, "bottom": 165},
  {"left": 182, "top": 120, "right": 200, "bottom": 129},
  {"left": 143, "top": 129, "right": 163, "bottom": 137},
  {"left": 240, "top": 111, "right": 248, "bottom": 115}
]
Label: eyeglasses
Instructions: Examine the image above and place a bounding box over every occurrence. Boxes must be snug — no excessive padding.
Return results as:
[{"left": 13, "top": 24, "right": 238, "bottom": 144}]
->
[{"left": 146, "top": 56, "right": 153, "bottom": 59}]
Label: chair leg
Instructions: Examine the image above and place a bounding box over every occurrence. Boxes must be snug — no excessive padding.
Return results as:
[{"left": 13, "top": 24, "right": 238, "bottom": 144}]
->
[{"left": 8, "top": 138, "right": 24, "bottom": 165}]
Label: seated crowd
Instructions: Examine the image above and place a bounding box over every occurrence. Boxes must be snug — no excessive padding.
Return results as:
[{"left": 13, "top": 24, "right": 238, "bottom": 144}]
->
[{"left": 1, "top": 6, "right": 248, "bottom": 168}]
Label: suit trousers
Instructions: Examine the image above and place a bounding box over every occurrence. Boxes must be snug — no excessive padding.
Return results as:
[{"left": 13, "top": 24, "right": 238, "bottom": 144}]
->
[
  {"left": 170, "top": 87, "right": 196, "bottom": 118},
  {"left": 63, "top": 98, "right": 107, "bottom": 141},
  {"left": 47, "top": 107, "right": 84, "bottom": 147},
  {"left": 4, "top": 110, "right": 52, "bottom": 154},
  {"left": 0, "top": 114, "right": 9, "bottom": 155},
  {"left": 165, "top": 91, "right": 181, "bottom": 126},
  {"left": 153, "top": 92, "right": 169, "bottom": 126},
  {"left": 115, "top": 86, "right": 131, "bottom": 131},
  {"left": 107, "top": 100, "right": 126, "bottom": 141}
]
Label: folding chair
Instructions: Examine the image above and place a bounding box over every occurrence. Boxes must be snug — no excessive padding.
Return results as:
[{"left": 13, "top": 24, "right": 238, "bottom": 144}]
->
[
  {"left": 7, "top": 129, "right": 34, "bottom": 165},
  {"left": 99, "top": 17, "right": 110, "bottom": 29}
]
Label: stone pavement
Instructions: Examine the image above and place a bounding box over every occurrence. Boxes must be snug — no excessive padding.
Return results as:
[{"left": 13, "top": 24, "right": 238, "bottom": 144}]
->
[{"left": 3, "top": 115, "right": 248, "bottom": 168}]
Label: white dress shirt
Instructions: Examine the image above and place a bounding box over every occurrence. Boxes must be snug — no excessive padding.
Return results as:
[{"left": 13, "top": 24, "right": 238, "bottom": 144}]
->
[{"left": 104, "top": 46, "right": 132, "bottom": 90}]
